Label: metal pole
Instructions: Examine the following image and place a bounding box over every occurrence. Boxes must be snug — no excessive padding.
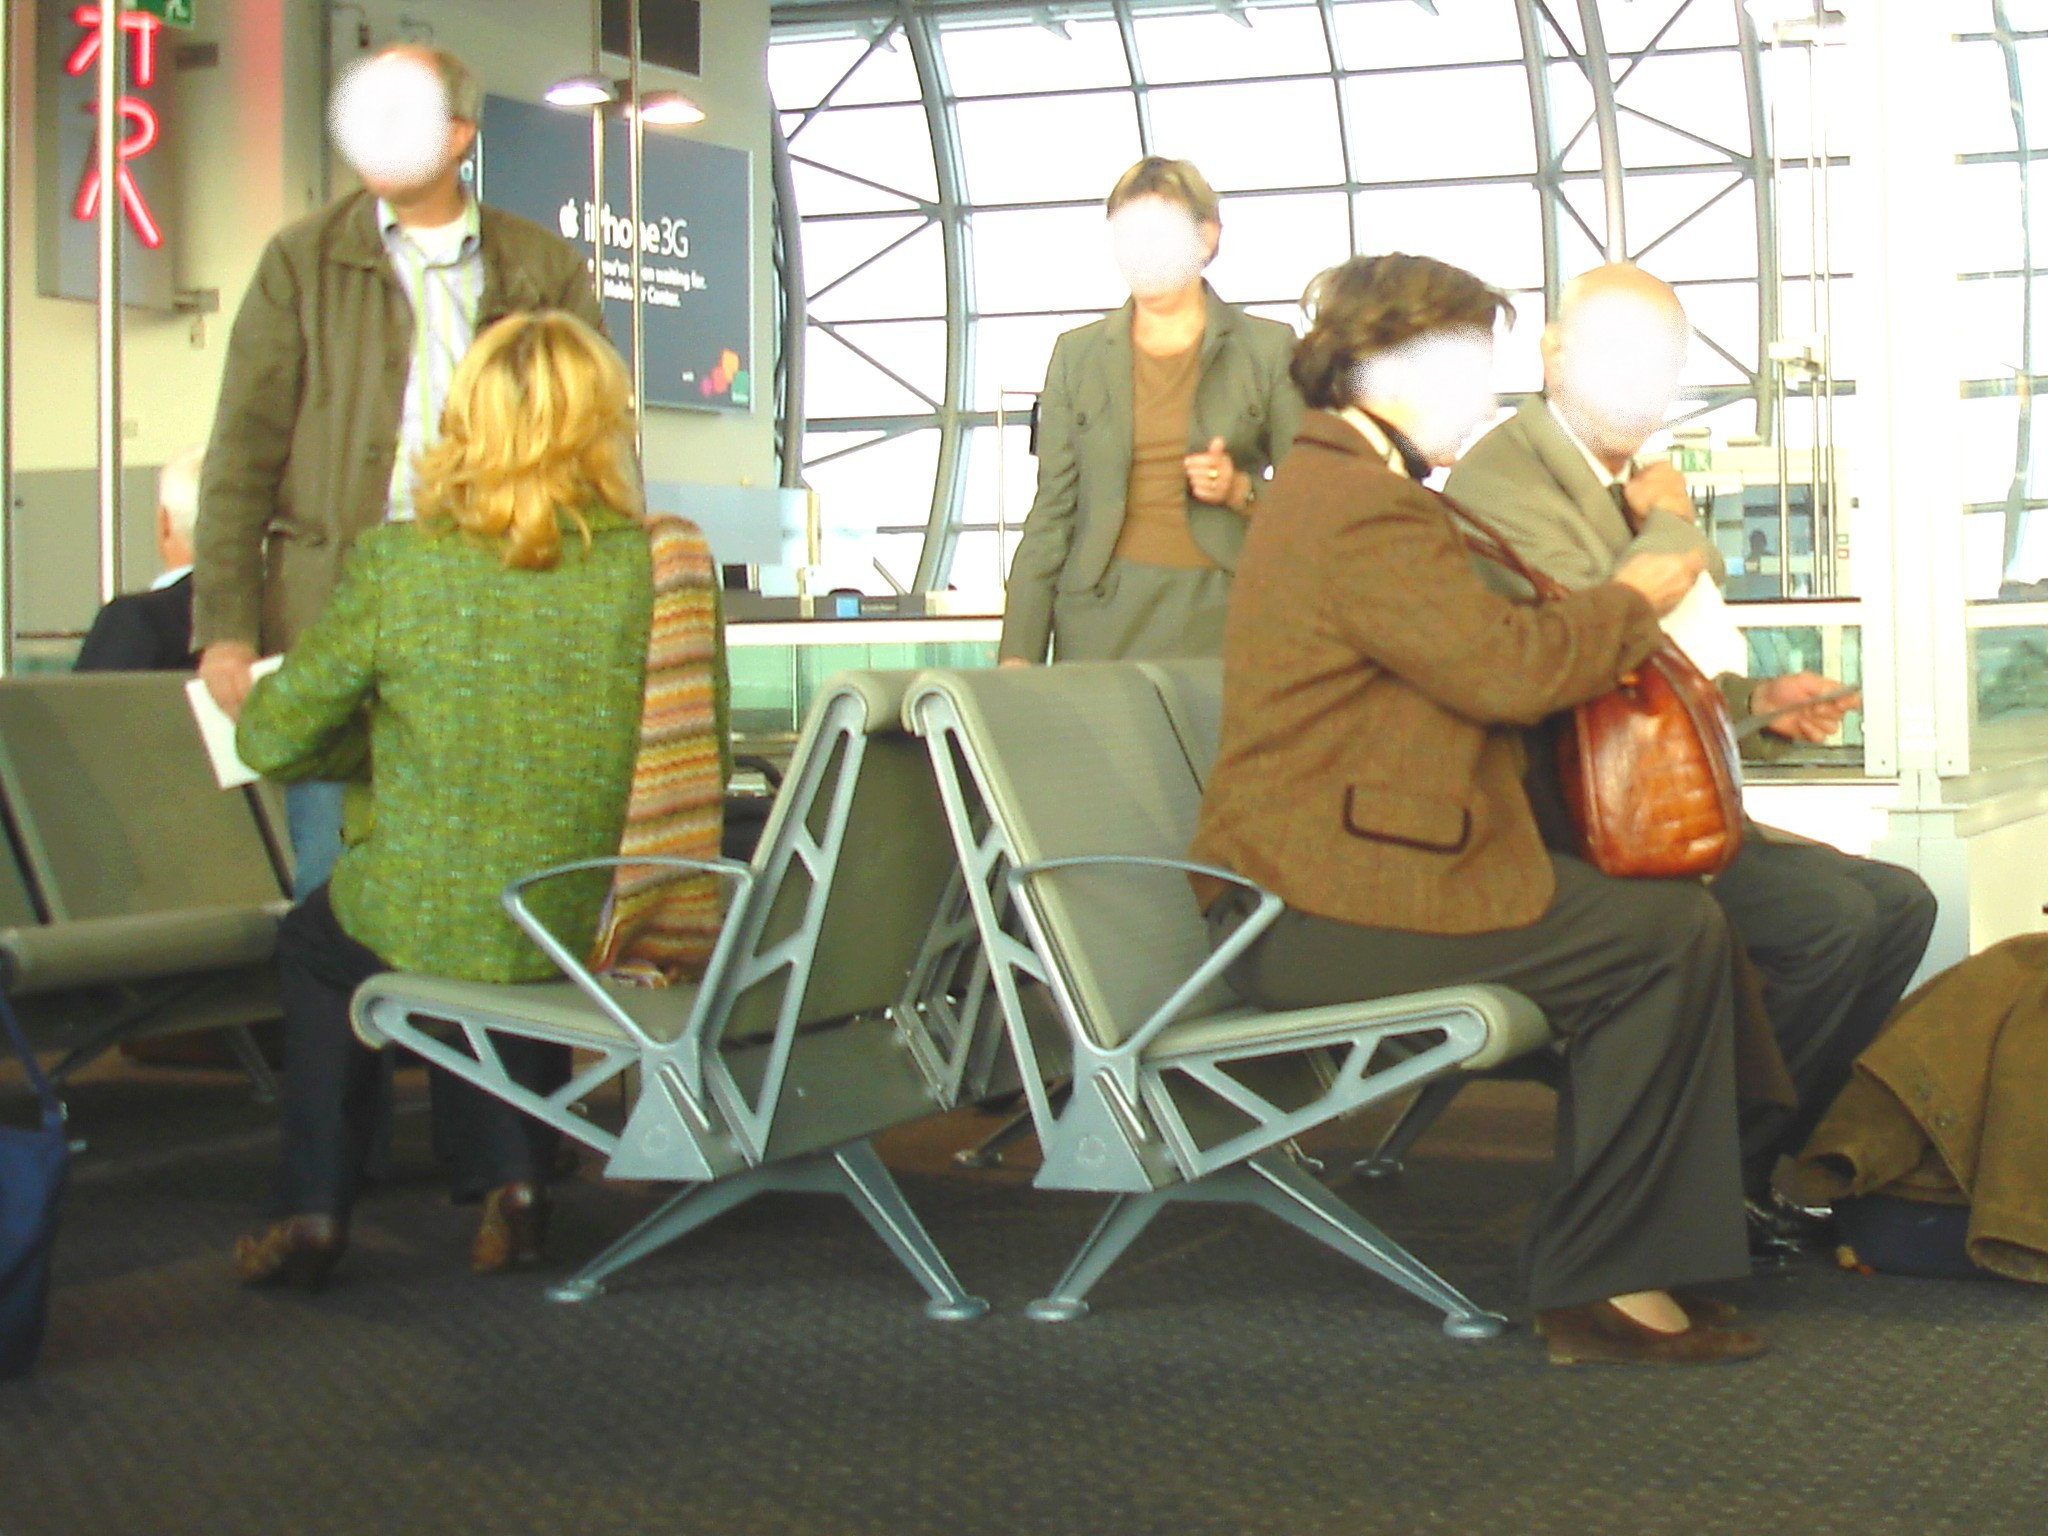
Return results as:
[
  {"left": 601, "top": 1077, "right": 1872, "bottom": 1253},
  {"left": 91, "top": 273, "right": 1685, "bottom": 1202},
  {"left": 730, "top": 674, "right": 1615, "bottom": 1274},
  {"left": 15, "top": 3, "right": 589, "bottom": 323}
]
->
[
  {"left": 1575, "top": 0, "right": 1626, "bottom": 260},
  {"left": 770, "top": 113, "right": 807, "bottom": 489},
  {"left": 1815, "top": 15, "right": 1840, "bottom": 597},
  {"left": 589, "top": 0, "right": 605, "bottom": 309},
  {"left": 628, "top": 0, "right": 646, "bottom": 458},
  {"left": 0, "top": 0, "right": 13, "bottom": 671},
  {"left": 95, "top": 1, "right": 123, "bottom": 604},
  {"left": 1514, "top": 0, "right": 1563, "bottom": 320}
]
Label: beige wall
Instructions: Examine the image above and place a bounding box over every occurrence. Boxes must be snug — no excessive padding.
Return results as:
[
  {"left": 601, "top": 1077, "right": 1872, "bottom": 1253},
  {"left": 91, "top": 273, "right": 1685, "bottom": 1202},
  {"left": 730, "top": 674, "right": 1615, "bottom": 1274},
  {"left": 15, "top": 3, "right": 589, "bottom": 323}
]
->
[
  {"left": 6, "top": 0, "right": 775, "bottom": 616},
  {"left": 7, "top": 1, "right": 326, "bottom": 475}
]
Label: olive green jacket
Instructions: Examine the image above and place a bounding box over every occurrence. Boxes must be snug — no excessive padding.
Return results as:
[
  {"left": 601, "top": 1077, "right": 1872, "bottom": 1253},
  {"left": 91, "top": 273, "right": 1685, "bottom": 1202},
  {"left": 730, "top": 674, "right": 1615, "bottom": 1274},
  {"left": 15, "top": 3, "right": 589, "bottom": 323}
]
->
[
  {"left": 236, "top": 512, "right": 653, "bottom": 982},
  {"left": 194, "top": 190, "right": 606, "bottom": 654},
  {"left": 999, "top": 287, "right": 1305, "bottom": 662}
]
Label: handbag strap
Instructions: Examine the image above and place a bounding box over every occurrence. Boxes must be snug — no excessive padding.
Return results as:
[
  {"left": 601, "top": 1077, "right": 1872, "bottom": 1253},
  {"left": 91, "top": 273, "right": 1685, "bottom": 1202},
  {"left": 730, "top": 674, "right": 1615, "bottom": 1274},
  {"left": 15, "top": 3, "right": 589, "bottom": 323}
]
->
[
  {"left": 0, "top": 991, "right": 62, "bottom": 1132},
  {"left": 1438, "top": 492, "right": 1575, "bottom": 604}
]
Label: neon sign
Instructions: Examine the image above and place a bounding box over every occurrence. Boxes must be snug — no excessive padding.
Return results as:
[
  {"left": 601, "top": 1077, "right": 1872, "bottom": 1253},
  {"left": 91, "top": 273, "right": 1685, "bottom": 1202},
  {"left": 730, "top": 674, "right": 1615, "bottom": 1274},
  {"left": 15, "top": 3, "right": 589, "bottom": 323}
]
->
[{"left": 65, "top": 6, "right": 164, "bottom": 249}]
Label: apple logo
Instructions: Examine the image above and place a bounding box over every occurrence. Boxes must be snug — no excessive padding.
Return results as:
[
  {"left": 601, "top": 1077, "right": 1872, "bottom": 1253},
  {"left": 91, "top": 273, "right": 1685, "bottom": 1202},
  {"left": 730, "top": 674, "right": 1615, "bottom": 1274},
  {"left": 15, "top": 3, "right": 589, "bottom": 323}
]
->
[{"left": 558, "top": 199, "right": 581, "bottom": 240}]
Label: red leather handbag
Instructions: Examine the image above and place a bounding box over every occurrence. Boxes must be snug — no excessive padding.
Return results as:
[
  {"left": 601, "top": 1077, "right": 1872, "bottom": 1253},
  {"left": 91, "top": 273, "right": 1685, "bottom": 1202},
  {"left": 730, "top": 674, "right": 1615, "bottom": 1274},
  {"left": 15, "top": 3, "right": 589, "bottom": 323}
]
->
[{"left": 1447, "top": 498, "right": 1744, "bottom": 880}]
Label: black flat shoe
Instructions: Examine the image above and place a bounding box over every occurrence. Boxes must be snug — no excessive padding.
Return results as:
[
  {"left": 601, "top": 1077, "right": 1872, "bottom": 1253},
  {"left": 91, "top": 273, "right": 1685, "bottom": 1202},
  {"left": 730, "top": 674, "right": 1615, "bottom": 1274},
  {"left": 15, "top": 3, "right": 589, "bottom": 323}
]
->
[
  {"left": 1747, "top": 1194, "right": 1834, "bottom": 1270},
  {"left": 234, "top": 1214, "right": 347, "bottom": 1291}
]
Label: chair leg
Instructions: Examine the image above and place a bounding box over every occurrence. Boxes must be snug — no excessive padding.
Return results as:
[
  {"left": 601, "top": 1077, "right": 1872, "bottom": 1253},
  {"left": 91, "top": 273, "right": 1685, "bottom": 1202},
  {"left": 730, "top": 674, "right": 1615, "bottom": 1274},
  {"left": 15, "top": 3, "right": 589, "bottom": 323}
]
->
[
  {"left": 546, "top": 1175, "right": 761, "bottom": 1304},
  {"left": 1025, "top": 1188, "right": 1172, "bottom": 1322},
  {"left": 953, "top": 1079, "right": 1070, "bottom": 1169},
  {"left": 1243, "top": 1152, "right": 1507, "bottom": 1339},
  {"left": 831, "top": 1140, "right": 989, "bottom": 1321},
  {"left": 549, "top": 1142, "right": 987, "bottom": 1321},
  {"left": 1354, "top": 1075, "right": 1467, "bottom": 1180},
  {"left": 224, "top": 1025, "right": 279, "bottom": 1104}
]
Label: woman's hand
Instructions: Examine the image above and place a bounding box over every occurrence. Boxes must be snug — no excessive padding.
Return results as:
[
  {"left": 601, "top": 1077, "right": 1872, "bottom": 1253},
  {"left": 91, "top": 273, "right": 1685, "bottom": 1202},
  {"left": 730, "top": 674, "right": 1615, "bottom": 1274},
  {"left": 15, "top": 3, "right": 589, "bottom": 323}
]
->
[
  {"left": 1185, "top": 437, "right": 1250, "bottom": 511},
  {"left": 1612, "top": 549, "right": 1705, "bottom": 617}
]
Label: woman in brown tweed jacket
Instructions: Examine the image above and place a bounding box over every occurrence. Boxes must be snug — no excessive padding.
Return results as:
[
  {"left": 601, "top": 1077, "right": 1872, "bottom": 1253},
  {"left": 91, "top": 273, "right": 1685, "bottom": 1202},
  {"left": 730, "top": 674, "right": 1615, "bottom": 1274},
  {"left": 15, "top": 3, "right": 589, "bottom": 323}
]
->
[{"left": 1192, "top": 254, "right": 1762, "bottom": 1367}]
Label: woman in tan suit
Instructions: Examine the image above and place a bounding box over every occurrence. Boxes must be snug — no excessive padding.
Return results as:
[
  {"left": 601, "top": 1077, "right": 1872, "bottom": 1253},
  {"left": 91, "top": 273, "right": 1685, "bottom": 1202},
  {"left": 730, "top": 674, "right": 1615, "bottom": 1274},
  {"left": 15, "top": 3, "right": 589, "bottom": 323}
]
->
[
  {"left": 998, "top": 158, "right": 1303, "bottom": 665},
  {"left": 1191, "top": 253, "right": 1761, "bottom": 1366}
]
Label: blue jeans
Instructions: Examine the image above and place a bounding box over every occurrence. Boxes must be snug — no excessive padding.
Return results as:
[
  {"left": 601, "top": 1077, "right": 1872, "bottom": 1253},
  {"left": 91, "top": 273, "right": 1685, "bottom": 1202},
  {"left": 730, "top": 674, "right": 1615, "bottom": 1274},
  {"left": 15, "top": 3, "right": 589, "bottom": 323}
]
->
[{"left": 283, "top": 780, "right": 347, "bottom": 900}]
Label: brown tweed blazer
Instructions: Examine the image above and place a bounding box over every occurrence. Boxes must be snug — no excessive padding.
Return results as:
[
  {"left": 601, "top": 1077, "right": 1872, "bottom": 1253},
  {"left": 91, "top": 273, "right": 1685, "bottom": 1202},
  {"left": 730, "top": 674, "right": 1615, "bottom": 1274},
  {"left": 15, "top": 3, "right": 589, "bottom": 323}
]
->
[{"left": 1189, "top": 411, "right": 1666, "bottom": 935}]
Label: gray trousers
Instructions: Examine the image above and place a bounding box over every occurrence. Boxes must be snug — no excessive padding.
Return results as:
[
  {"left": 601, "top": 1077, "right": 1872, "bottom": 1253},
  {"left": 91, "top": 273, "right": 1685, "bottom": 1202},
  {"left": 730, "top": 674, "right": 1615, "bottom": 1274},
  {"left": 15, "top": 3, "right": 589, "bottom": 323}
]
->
[
  {"left": 1211, "top": 854, "right": 1748, "bottom": 1311},
  {"left": 1712, "top": 834, "right": 1938, "bottom": 1191}
]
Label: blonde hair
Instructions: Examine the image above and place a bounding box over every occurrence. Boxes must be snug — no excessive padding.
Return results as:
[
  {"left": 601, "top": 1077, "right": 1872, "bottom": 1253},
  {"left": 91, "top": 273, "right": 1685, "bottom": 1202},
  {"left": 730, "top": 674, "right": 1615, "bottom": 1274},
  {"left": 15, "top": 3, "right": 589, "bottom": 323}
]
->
[
  {"left": 414, "top": 310, "right": 641, "bottom": 570},
  {"left": 1106, "top": 157, "right": 1221, "bottom": 226}
]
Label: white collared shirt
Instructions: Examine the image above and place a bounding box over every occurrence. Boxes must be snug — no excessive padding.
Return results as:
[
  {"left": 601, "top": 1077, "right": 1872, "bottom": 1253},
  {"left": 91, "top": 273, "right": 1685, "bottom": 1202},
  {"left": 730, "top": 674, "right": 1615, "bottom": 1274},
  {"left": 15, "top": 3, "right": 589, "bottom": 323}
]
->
[
  {"left": 1552, "top": 409, "right": 1626, "bottom": 489},
  {"left": 377, "top": 196, "right": 486, "bottom": 522},
  {"left": 150, "top": 564, "right": 191, "bottom": 592}
]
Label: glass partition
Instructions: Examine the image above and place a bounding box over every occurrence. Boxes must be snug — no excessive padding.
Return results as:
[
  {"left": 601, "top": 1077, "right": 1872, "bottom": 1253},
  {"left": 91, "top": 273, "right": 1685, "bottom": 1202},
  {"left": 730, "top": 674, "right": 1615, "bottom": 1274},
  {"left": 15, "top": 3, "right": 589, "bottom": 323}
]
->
[{"left": 727, "top": 619, "right": 1000, "bottom": 747}]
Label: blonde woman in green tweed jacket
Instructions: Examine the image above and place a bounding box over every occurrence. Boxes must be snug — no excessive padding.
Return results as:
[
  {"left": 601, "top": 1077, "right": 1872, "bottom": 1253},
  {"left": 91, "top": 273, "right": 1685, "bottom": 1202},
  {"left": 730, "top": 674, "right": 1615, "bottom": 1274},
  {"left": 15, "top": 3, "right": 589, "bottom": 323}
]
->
[{"left": 231, "top": 311, "right": 653, "bottom": 1289}]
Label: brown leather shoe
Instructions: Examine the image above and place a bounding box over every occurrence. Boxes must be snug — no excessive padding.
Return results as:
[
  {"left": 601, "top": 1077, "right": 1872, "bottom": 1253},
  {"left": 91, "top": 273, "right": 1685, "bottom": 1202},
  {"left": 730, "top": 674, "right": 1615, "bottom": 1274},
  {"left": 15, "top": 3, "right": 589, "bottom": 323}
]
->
[
  {"left": 1534, "top": 1290, "right": 1740, "bottom": 1334},
  {"left": 1536, "top": 1299, "right": 1767, "bottom": 1366},
  {"left": 1671, "top": 1289, "right": 1740, "bottom": 1327},
  {"left": 471, "top": 1182, "right": 550, "bottom": 1274},
  {"left": 234, "top": 1214, "right": 347, "bottom": 1291}
]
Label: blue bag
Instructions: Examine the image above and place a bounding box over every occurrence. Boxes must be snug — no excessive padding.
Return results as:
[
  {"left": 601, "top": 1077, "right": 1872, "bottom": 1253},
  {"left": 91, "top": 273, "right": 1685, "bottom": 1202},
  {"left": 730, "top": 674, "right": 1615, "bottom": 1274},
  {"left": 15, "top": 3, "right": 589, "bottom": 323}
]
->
[{"left": 0, "top": 995, "right": 67, "bottom": 1379}]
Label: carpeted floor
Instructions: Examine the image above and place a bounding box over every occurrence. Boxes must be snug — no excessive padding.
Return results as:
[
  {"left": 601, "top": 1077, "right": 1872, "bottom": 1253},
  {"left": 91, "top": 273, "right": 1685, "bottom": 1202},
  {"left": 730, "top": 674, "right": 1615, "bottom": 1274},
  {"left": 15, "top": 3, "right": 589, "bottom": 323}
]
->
[{"left": 1, "top": 1057, "right": 2044, "bottom": 1536}]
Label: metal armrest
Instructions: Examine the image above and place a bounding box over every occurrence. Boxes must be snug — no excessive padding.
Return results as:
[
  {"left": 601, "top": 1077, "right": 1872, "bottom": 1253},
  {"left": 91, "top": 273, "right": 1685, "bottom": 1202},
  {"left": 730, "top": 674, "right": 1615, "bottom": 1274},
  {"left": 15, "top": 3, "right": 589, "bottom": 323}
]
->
[
  {"left": 502, "top": 855, "right": 756, "bottom": 1052},
  {"left": 1005, "top": 854, "right": 1283, "bottom": 1067}
]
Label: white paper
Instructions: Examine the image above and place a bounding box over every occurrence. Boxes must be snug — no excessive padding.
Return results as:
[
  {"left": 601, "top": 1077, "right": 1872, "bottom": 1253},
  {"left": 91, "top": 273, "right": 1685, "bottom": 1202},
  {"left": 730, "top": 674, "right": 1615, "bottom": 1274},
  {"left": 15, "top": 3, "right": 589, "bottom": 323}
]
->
[
  {"left": 185, "top": 655, "right": 284, "bottom": 790},
  {"left": 1659, "top": 572, "right": 1749, "bottom": 680}
]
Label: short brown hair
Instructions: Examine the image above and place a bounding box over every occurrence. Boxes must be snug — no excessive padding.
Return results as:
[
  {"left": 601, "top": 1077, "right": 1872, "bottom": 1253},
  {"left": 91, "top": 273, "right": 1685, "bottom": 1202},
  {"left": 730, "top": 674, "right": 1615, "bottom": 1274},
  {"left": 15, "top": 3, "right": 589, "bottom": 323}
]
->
[
  {"left": 1106, "top": 157, "right": 1221, "bottom": 225},
  {"left": 1290, "top": 254, "right": 1514, "bottom": 410},
  {"left": 379, "top": 43, "right": 481, "bottom": 123}
]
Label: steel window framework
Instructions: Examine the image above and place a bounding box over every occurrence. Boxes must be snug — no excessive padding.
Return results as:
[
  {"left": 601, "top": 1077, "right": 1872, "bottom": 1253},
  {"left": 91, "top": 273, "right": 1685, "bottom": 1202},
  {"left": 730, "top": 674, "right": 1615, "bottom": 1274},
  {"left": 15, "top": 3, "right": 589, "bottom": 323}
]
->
[{"left": 770, "top": 0, "right": 1799, "bottom": 589}]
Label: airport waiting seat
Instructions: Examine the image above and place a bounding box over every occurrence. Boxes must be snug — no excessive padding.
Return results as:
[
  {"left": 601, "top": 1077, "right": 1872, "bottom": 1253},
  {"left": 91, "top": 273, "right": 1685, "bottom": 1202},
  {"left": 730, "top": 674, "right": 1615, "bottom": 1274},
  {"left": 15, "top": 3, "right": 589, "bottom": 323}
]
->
[
  {"left": 1135, "top": 657, "right": 1562, "bottom": 1183},
  {"left": 0, "top": 673, "right": 291, "bottom": 1085},
  {"left": 353, "top": 672, "right": 1005, "bottom": 1318},
  {"left": 905, "top": 661, "right": 1553, "bottom": 1337}
]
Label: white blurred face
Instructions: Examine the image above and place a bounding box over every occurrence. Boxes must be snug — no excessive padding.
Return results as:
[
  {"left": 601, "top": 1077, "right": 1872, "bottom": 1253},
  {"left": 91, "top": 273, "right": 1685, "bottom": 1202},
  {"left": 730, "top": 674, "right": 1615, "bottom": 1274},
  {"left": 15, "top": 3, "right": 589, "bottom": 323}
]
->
[
  {"left": 1350, "top": 330, "right": 1498, "bottom": 466},
  {"left": 1109, "top": 196, "right": 1215, "bottom": 299},
  {"left": 1547, "top": 291, "right": 1689, "bottom": 458},
  {"left": 330, "top": 51, "right": 462, "bottom": 199}
]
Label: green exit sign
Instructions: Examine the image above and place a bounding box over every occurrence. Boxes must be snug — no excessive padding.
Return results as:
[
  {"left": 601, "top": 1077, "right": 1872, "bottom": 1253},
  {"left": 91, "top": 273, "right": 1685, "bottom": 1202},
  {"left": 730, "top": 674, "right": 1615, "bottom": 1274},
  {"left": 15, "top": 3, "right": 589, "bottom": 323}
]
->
[{"left": 130, "top": 0, "right": 195, "bottom": 27}]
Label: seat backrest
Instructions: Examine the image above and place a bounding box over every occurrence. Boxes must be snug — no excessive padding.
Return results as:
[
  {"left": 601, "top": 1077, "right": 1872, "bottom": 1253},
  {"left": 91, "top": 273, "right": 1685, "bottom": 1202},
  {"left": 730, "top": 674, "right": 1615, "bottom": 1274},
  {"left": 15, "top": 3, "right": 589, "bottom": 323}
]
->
[
  {"left": 1138, "top": 658, "right": 1223, "bottom": 785},
  {"left": 714, "top": 671, "right": 958, "bottom": 1043},
  {"left": 0, "top": 825, "right": 40, "bottom": 930},
  {"left": 0, "top": 674, "right": 285, "bottom": 920},
  {"left": 910, "top": 663, "right": 1220, "bottom": 1049}
]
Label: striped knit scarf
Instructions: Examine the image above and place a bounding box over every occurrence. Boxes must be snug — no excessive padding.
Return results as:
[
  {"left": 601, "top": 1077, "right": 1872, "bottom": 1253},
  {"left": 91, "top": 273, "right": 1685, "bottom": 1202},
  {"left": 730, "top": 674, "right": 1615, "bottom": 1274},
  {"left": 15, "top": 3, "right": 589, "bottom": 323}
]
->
[{"left": 587, "top": 515, "right": 728, "bottom": 985}]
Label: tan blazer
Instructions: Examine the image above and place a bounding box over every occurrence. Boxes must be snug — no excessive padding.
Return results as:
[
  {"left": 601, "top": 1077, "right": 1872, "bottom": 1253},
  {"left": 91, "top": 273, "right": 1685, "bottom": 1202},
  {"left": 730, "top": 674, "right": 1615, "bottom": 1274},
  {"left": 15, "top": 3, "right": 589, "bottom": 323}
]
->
[
  {"left": 1442, "top": 400, "right": 1786, "bottom": 749},
  {"left": 1442, "top": 398, "right": 1722, "bottom": 589},
  {"left": 998, "top": 286, "right": 1303, "bottom": 662},
  {"left": 1189, "top": 412, "right": 1664, "bottom": 935}
]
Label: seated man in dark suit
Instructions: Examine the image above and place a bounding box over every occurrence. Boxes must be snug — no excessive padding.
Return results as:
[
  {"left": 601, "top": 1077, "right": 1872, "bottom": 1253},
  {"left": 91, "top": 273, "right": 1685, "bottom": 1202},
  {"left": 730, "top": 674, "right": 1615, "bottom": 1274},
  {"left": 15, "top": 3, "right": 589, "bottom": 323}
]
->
[
  {"left": 1444, "top": 263, "right": 1938, "bottom": 1258},
  {"left": 75, "top": 446, "right": 203, "bottom": 672}
]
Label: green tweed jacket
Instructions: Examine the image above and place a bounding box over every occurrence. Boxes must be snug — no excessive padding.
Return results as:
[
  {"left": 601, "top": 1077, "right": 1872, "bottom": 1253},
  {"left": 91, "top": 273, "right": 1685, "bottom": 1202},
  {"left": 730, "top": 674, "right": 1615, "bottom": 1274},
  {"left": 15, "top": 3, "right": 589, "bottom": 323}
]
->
[{"left": 237, "top": 510, "right": 654, "bottom": 982}]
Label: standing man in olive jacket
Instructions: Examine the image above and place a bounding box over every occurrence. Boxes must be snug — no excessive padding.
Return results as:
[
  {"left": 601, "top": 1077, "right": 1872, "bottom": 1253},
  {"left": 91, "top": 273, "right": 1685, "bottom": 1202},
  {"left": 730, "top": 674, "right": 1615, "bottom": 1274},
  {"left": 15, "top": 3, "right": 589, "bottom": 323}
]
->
[{"left": 193, "top": 43, "right": 606, "bottom": 894}]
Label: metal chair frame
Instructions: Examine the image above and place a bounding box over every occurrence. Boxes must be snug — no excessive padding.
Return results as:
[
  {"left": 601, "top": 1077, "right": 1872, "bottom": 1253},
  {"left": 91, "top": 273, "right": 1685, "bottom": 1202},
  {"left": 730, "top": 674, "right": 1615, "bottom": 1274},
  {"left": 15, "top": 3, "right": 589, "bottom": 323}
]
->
[
  {"left": 355, "top": 676, "right": 997, "bottom": 1320},
  {"left": 908, "top": 668, "right": 1551, "bottom": 1338}
]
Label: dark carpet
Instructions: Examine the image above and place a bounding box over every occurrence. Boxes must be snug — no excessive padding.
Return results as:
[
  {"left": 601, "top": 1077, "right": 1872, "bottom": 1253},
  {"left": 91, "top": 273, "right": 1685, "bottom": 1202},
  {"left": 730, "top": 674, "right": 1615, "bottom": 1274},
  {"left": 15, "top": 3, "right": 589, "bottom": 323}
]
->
[{"left": 2, "top": 1059, "right": 2044, "bottom": 1536}]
